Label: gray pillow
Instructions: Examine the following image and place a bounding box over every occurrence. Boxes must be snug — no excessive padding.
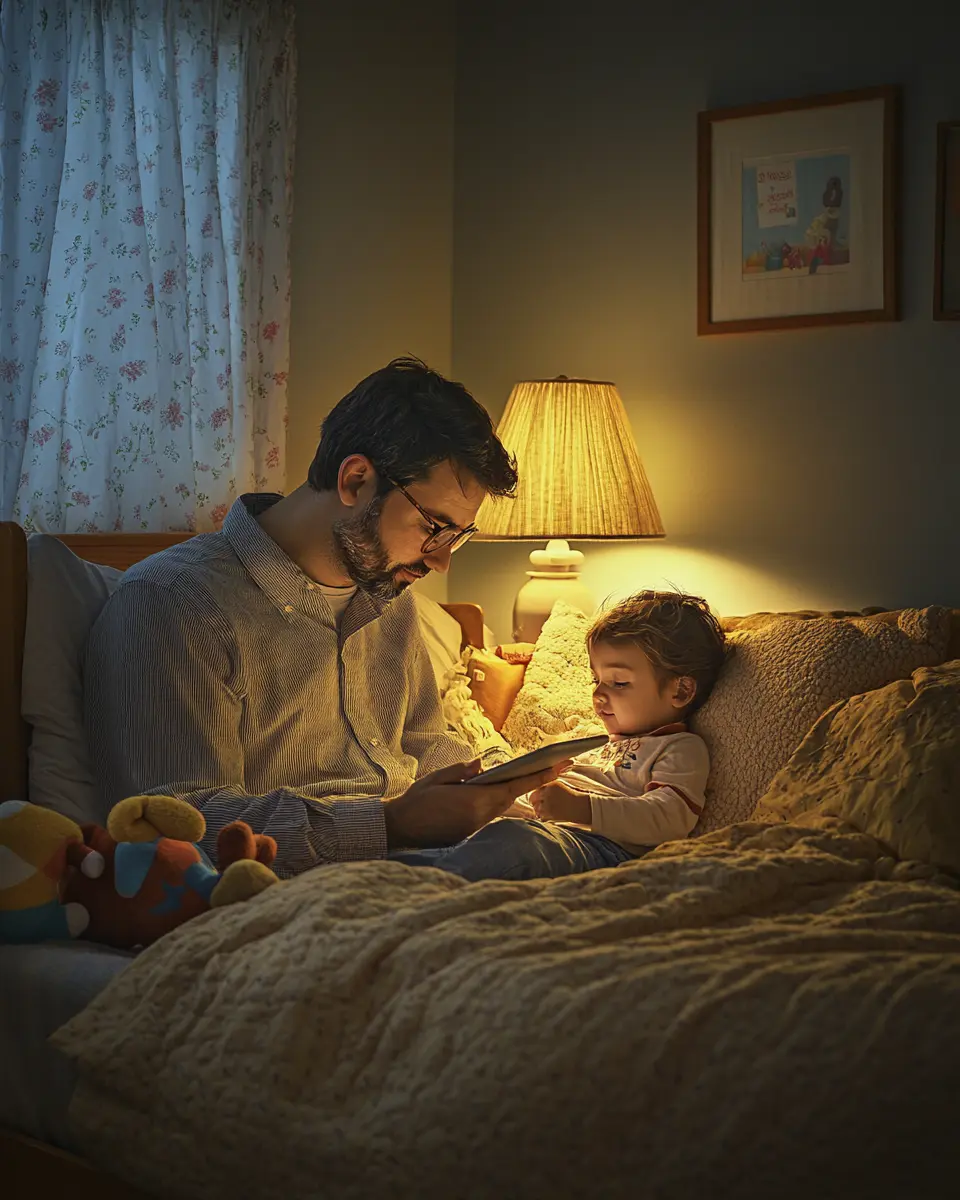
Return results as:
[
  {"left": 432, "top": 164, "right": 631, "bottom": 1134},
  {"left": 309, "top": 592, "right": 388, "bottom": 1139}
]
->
[{"left": 22, "top": 536, "right": 121, "bottom": 825}]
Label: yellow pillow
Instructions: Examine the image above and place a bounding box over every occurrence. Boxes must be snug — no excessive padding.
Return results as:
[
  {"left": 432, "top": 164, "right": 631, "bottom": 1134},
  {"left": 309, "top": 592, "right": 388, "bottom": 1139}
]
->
[
  {"left": 464, "top": 648, "right": 526, "bottom": 733},
  {"left": 756, "top": 660, "right": 960, "bottom": 873}
]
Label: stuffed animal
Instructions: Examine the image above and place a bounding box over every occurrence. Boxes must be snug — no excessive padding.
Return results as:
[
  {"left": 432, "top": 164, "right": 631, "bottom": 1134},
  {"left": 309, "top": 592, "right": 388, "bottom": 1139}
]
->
[
  {"left": 61, "top": 794, "right": 280, "bottom": 949},
  {"left": 0, "top": 799, "right": 105, "bottom": 942},
  {"left": 0, "top": 795, "right": 279, "bottom": 949}
]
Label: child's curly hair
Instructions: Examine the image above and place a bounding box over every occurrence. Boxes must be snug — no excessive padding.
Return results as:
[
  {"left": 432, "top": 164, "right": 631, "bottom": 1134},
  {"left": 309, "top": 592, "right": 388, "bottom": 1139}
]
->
[{"left": 587, "top": 590, "right": 727, "bottom": 714}]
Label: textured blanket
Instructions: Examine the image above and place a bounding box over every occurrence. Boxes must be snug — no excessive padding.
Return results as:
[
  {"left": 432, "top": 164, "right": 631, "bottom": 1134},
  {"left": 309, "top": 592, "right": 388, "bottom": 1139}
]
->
[{"left": 53, "top": 820, "right": 960, "bottom": 1200}]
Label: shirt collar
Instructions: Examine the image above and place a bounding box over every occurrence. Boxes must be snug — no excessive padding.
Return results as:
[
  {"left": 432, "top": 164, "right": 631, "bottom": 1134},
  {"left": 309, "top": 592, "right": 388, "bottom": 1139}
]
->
[
  {"left": 610, "top": 721, "right": 687, "bottom": 745},
  {"left": 221, "top": 494, "right": 389, "bottom": 631},
  {"left": 648, "top": 721, "right": 687, "bottom": 737}
]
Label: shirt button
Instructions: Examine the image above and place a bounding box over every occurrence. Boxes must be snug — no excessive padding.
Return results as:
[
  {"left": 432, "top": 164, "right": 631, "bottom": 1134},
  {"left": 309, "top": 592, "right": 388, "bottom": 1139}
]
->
[
  {"left": 306, "top": 581, "right": 315, "bottom": 590},
  {"left": 369, "top": 738, "right": 380, "bottom": 747},
  {"left": 283, "top": 605, "right": 293, "bottom": 613}
]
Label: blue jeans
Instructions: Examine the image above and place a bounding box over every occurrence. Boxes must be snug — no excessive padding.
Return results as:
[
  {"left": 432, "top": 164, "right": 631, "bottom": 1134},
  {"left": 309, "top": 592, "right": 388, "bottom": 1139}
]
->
[{"left": 388, "top": 817, "right": 635, "bottom": 881}]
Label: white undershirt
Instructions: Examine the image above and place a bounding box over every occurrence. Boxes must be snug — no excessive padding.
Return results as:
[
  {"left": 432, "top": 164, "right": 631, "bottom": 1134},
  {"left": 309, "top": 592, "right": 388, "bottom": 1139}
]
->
[{"left": 317, "top": 583, "right": 356, "bottom": 625}]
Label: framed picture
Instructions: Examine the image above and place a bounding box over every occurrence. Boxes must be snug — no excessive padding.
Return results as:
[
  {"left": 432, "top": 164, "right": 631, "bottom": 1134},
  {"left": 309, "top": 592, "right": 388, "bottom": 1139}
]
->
[
  {"left": 934, "top": 120, "right": 960, "bottom": 320},
  {"left": 697, "top": 85, "right": 899, "bottom": 335}
]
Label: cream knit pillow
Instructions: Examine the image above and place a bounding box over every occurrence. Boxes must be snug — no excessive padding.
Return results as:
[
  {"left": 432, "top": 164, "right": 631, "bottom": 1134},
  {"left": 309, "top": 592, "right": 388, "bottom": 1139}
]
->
[
  {"left": 690, "top": 607, "right": 950, "bottom": 833},
  {"left": 501, "top": 601, "right": 604, "bottom": 753}
]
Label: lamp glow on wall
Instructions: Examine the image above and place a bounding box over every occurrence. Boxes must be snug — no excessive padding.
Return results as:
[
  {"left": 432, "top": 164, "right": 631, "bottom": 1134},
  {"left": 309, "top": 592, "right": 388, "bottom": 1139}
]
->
[{"left": 474, "top": 376, "right": 665, "bottom": 641}]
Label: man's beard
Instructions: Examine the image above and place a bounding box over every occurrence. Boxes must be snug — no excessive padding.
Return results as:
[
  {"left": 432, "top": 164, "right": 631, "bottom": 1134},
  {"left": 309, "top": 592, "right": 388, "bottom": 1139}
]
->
[{"left": 331, "top": 494, "right": 428, "bottom": 603}]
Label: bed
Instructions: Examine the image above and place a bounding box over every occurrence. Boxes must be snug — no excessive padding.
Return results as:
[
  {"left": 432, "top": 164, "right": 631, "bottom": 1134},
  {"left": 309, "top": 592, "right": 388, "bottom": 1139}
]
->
[{"left": 2, "top": 522, "right": 960, "bottom": 1200}]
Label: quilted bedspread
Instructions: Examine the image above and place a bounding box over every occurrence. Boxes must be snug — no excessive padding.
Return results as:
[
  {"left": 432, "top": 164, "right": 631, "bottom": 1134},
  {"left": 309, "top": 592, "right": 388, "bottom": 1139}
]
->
[{"left": 52, "top": 817, "right": 960, "bottom": 1200}]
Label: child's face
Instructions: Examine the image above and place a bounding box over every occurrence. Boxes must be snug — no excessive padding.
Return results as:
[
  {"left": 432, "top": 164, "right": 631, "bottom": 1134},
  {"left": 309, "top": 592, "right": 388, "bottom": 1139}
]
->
[{"left": 588, "top": 639, "right": 693, "bottom": 737}]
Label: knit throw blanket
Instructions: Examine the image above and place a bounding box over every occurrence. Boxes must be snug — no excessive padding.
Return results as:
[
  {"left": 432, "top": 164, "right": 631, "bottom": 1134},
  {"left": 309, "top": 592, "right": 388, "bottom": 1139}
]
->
[{"left": 52, "top": 818, "right": 960, "bottom": 1200}]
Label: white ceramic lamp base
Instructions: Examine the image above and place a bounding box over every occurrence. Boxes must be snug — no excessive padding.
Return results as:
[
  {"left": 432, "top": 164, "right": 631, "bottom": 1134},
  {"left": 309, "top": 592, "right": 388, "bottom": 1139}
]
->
[{"left": 512, "top": 539, "right": 596, "bottom": 642}]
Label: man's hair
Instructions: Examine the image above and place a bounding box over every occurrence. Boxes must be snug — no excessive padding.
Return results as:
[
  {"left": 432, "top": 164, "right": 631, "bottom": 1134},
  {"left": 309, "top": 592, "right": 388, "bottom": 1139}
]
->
[
  {"left": 308, "top": 357, "right": 518, "bottom": 497},
  {"left": 587, "top": 590, "right": 727, "bottom": 714}
]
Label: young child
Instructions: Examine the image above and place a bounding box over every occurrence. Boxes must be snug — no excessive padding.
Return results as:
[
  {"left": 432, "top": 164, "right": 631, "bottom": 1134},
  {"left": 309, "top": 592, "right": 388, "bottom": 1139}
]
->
[
  {"left": 527, "top": 590, "right": 726, "bottom": 855},
  {"left": 389, "top": 590, "right": 726, "bottom": 881}
]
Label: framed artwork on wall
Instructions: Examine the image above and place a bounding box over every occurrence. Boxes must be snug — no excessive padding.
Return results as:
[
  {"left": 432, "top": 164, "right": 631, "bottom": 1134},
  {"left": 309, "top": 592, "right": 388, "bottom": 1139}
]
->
[
  {"left": 697, "top": 85, "right": 900, "bottom": 335},
  {"left": 934, "top": 120, "right": 960, "bottom": 320}
]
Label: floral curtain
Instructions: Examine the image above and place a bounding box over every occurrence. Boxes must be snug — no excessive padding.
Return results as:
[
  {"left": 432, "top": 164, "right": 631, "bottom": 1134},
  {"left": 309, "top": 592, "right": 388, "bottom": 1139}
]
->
[{"left": 0, "top": 0, "right": 295, "bottom": 532}]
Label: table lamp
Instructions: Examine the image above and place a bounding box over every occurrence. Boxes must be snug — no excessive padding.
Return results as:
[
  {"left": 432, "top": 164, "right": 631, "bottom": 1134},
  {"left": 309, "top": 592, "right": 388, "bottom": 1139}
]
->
[{"left": 474, "top": 376, "right": 665, "bottom": 642}]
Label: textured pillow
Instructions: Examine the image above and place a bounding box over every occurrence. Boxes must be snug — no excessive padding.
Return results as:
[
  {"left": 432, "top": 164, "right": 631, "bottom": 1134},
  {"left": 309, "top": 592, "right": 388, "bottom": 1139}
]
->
[
  {"left": 501, "top": 601, "right": 604, "bottom": 753},
  {"left": 755, "top": 659, "right": 960, "bottom": 873},
  {"left": 22, "top": 536, "right": 122, "bottom": 823},
  {"left": 690, "top": 607, "right": 950, "bottom": 833}
]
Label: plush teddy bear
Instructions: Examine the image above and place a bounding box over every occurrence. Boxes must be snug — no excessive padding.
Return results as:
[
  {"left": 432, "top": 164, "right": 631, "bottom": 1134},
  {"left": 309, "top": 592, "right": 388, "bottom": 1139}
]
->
[
  {"left": 61, "top": 794, "right": 280, "bottom": 950},
  {"left": 0, "top": 795, "right": 280, "bottom": 949},
  {"left": 0, "top": 799, "right": 105, "bottom": 942}
]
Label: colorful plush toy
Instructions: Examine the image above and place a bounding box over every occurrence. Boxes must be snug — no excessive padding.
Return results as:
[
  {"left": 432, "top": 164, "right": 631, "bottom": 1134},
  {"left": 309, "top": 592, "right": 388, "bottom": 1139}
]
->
[
  {"left": 0, "top": 795, "right": 280, "bottom": 949},
  {"left": 0, "top": 800, "right": 105, "bottom": 942},
  {"left": 65, "top": 794, "right": 280, "bottom": 949}
]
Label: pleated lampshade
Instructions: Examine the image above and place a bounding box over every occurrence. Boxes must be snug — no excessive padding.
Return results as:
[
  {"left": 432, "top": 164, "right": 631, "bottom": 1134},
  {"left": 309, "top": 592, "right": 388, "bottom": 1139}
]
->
[{"left": 475, "top": 377, "right": 665, "bottom": 540}]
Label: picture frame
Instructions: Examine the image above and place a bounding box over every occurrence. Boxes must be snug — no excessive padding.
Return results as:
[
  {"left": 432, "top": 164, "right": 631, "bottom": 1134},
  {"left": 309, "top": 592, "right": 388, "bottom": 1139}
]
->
[
  {"left": 934, "top": 120, "right": 960, "bottom": 320},
  {"left": 697, "top": 85, "right": 900, "bottom": 335}
]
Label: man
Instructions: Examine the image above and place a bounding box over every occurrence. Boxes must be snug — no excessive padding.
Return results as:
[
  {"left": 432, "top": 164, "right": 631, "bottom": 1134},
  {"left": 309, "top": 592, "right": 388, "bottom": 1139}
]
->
[{"left": 84, "top": 358, "right": 568, "bottom": 878}]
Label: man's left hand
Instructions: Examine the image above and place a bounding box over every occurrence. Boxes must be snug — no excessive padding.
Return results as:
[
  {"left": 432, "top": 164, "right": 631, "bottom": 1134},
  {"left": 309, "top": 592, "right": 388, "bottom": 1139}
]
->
[{"left": 530, "top": 779, "right": 592, "bottom": 826}]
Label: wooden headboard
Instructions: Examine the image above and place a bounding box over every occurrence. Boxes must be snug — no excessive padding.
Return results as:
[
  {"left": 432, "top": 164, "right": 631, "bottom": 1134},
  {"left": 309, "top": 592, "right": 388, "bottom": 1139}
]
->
[{"left": 0, "top": 522, "right": 484, "bottom": 804}]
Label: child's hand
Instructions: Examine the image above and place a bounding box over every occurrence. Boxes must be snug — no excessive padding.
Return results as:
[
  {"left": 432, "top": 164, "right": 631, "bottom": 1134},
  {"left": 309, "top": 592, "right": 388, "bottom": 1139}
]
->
[
  {"left": 530, "top": 779, "right": 592, "bottom": 826},
  {"left": 502, "top": 797, "right": 537, "bottom": 819}
]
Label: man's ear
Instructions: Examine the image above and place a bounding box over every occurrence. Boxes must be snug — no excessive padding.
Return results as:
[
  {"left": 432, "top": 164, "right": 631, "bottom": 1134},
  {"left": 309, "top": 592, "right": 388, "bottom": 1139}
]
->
[
  {"left": 336, "top": 454, "right": 376, "bottom": 509},
  {"left": 671, "top": 675, "right": 697, "bottom": 709}
]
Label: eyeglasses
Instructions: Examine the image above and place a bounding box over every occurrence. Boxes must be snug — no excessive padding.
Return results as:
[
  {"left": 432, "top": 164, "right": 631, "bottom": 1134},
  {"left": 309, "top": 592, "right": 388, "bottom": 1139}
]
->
[{"left": 386, "top": 477, "right": 478, "bottom": 555}]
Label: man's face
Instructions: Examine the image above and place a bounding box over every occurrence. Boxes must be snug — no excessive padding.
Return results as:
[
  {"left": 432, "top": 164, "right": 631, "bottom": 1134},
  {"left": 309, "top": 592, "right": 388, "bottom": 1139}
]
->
[{"left": 332, "top": 460, "right": 485, "bottom": 603}]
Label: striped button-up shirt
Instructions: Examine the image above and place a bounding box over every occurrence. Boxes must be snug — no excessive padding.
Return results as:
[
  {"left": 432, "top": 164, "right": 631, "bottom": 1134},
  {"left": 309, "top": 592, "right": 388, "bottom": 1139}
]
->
[{"left": 83, "top": 495, "right": 472, "bottom": 877}]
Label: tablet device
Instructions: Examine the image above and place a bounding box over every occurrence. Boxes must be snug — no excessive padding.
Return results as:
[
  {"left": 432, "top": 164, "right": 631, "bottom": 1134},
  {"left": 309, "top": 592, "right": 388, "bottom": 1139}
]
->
[{"left": 463, "top": 734, "right": 609, "bottom": 786}]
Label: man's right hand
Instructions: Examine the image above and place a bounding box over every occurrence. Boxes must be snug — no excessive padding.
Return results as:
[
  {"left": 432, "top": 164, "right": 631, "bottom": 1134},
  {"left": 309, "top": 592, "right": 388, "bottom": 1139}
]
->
[{"left": 383, "top": 758, "right": 573, "bottom": 849}]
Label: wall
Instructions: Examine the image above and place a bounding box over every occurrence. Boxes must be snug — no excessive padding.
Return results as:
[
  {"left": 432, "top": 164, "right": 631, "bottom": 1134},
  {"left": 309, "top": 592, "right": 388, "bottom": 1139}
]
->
[
  {"left": 450, "top": 0, "right": 960, "bottom": 640},
  {"left": 288, "top": 0, "right": 456, "bottom": 600}
]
